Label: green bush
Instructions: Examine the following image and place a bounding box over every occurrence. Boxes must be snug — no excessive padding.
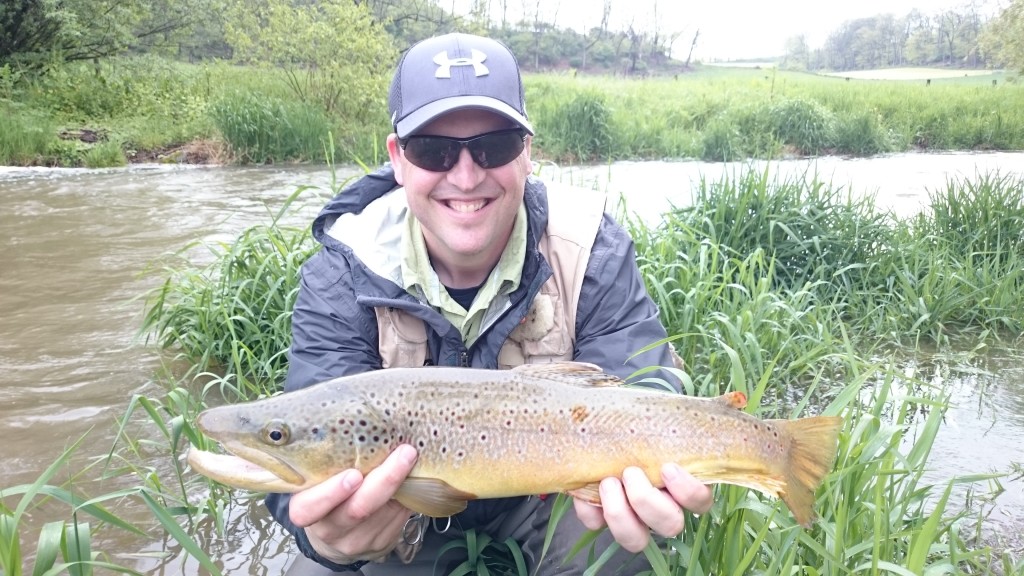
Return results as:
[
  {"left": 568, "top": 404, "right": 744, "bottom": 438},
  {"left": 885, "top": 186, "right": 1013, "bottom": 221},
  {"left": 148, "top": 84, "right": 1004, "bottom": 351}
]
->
[{"left": 768, "top": 97, "right": 836, "bottom": 154}]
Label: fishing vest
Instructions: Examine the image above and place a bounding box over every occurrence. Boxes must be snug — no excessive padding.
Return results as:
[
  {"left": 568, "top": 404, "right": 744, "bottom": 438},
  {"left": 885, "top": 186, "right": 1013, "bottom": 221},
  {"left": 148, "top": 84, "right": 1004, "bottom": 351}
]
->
[{"left": 374, "top": 184, "right": 607, "bottom": 369}]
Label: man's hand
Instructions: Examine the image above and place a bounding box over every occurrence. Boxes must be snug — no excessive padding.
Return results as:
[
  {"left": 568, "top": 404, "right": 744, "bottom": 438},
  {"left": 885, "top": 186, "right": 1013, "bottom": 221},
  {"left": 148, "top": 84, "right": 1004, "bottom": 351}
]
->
[
  {"left": 573, "top": 463, "right": 713, "bottom": 553},
  {"left": 289, "top": 444, "right": 419, "bottom": 564}
]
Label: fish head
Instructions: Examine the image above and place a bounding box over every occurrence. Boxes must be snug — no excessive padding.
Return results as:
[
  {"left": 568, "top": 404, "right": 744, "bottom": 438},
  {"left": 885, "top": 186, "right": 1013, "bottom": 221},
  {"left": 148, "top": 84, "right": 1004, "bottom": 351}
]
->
[{"left": 187, "top": 386, "right": 393, "bottom": 493}]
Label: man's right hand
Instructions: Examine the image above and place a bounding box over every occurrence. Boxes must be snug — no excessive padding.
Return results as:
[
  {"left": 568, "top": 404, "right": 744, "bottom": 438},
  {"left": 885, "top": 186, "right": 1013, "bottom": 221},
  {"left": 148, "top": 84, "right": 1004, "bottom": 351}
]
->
[{"left": 288, "top": 444, "right": 419, "bottom": 564}]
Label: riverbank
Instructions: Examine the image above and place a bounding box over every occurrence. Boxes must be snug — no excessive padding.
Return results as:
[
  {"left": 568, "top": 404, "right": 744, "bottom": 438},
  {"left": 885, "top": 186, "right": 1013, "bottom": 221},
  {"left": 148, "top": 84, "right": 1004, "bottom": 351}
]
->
[{"left": 3, "top": 57, "right": 1023, "bottom": 168}]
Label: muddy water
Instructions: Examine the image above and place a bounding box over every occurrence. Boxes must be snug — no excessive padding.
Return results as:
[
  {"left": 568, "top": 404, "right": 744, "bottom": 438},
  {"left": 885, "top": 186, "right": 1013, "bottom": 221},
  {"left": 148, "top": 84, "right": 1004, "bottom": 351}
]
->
[{"left": 1, "top": 153, "right": 1022, "bottom": 573}]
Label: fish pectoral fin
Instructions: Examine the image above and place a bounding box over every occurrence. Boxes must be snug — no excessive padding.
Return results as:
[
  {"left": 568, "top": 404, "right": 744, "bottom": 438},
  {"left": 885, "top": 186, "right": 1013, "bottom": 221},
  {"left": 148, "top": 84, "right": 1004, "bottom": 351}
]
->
[
  {"left": 513, "top": 362, "right": 624, "bottom": 388},
  {"left": 566, "top": 482, "right": 602, "bottom": 505},
  {"left": 394, "top": 477, "right": 475, "bottom": 518}
]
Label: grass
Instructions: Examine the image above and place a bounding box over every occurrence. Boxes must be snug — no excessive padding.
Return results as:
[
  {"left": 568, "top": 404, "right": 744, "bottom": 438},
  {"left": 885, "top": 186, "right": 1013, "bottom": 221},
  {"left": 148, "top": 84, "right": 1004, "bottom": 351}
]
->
[{"left": 2, "top": 58, "right": 1023, "bottom": 166}]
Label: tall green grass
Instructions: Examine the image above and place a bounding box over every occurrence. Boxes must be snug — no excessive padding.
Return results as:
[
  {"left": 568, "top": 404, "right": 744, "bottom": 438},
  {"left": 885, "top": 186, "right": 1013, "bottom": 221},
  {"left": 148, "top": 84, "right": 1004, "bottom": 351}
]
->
[
  {"left": 0, "top": 105, "right": 57, "bottom": 165},
  {"left": 4, "top": 59, "right": 1023, "bottom": 166},
  {"left": 140, "top": 188, "right": 323, "bottom": 399}
]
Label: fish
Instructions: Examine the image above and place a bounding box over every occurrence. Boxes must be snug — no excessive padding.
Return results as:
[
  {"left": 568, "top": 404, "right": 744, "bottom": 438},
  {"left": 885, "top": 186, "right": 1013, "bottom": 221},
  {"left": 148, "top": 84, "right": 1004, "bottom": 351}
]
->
[{"left": 187, "top": 362, "right": 843, "bottom": 527}]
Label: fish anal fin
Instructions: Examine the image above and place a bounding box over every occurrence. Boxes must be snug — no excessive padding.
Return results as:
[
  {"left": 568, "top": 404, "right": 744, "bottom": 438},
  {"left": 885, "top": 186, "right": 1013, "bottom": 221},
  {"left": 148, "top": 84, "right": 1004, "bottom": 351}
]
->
[
  {"left": 513, "top": 362, "right": 624, "bottom": 388},
  {"left": 566, "top": 482, "right": 602, "bottom": 504},
  {"left": 394, "top": 477, "right": 475, "bottom": 518},
  {"left": 684, "top": 461, "right": 788, "bottom": 497}
]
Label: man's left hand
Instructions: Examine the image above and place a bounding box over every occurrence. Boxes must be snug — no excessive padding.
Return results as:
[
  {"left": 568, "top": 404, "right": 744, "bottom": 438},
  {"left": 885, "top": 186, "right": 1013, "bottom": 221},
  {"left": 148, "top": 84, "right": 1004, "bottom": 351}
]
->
[{"left": 573, "top": 463, "right": 713, "bottom": 553}]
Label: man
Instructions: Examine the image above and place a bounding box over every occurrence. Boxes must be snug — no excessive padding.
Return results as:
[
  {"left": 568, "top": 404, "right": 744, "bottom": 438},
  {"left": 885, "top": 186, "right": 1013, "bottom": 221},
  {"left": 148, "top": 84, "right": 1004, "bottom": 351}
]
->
[{"left": 268, "top": 32, "right": 712, "bottom": 574}]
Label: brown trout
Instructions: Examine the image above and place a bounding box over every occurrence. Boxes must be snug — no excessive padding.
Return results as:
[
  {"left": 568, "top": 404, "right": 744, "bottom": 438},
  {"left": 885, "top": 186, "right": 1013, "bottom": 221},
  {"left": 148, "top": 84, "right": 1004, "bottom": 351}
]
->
[{"left": 187, "top": 362, "right": 842, "bottom": 526}]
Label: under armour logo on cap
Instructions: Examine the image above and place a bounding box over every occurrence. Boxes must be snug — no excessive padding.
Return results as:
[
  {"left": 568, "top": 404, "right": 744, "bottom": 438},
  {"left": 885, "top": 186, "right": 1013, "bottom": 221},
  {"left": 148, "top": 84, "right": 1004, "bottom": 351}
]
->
[{"left": 433, "top": 49, "right": 489, "bottom": 78}]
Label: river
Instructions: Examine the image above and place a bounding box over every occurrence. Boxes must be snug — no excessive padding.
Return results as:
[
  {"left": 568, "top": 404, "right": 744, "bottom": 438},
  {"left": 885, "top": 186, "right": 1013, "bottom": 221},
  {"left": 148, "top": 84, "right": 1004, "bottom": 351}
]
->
[{"left": 1, "top": 151, "right": 1022, "bottom": 573}]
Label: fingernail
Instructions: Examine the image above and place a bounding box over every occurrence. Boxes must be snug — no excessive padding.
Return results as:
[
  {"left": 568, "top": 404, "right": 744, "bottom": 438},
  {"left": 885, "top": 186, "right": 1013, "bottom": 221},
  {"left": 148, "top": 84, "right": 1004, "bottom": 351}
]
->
[
  {"left": 600, "top": 477, "right": 617, "bottom": 495},
  {"left": 662, "top": 463, "right": 681, "bottom": 482},
  {"left": 396, "top": 444, "right": 418, "bottom": 465},
  {"left": 341, "top": 469, "right": 360, "bottom": 491}
]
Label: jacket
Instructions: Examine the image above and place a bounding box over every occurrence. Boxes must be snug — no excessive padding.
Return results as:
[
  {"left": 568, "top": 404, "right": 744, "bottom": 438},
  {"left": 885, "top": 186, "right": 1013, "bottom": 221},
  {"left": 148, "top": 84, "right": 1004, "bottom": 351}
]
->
[{"left": 266, "top": 165, "right": 675, "bottom": 571}]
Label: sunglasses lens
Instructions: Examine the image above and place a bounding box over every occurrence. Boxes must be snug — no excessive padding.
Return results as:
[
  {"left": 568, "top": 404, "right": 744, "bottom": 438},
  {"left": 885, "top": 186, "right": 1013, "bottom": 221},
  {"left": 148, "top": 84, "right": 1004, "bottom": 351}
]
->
[
  {"left": 403, "top": 138, "right": 460, "bottom": 172},
  {"left": 468, "top": 130, "right": 525, "bottom": 168},
  {"left": 403, "top": 129, "right": 525, "bottom": 172}
]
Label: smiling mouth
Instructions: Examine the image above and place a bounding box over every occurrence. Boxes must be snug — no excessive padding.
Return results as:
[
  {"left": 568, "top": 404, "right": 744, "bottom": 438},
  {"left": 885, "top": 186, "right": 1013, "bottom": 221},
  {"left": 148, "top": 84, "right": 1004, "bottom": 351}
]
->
[{"left": 446, "top": 199, "right": 489, "bottom": 213}]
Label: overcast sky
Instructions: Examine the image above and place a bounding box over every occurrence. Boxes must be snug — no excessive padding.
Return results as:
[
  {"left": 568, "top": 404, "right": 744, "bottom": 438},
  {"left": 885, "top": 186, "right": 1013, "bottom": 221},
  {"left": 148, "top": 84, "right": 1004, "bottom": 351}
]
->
[{"left": 455, "top": 0, "right": 970, "bottom": 60}]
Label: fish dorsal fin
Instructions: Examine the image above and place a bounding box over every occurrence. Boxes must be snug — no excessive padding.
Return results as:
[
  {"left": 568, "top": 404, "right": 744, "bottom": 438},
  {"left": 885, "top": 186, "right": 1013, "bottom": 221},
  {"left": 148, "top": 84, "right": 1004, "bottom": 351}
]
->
[
  {"left": 512, "top": 362, "right": 623, "bottom": 388},
  {"left": 394, "top": 477, "right": 476, "bottom": 518}
]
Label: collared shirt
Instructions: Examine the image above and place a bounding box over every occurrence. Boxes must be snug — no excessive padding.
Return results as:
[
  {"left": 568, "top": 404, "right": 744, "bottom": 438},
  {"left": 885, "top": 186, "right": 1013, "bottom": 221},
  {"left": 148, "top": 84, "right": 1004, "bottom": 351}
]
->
[{"left": 401, "top": 202, "right": 528, "bottom": 347}]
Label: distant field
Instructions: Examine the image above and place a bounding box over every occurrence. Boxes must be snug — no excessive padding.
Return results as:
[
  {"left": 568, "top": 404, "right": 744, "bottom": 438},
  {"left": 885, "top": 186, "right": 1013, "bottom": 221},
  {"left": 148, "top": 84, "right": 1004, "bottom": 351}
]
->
[{"left": 821, "top": 67, "right": 999, "bottom": 80}]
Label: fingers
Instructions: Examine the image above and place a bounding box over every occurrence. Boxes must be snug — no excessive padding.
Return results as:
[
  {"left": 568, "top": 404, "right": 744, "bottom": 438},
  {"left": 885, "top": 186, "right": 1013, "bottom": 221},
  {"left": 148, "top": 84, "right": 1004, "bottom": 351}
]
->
[
  {"left": 661, "top": 463, "right": 713, "bottom": 515},
  {"left": 599, "top": 476, "right": 650, "bottom": 553},
  {"left": 580, "top": 465, "right": 715, "bottom": 554},
  {"left": 621, "top": 467, "right": 685, "bottom": 538},
  {"left": 289, "top": 468, "right": 362, "bottom": 527},
  {"left": 343, "top": 444, "right": 419, "bottom": 521},
  {"left": 573, "top": 495, "right": 607, "bottom": 531},
  {"left": 288, "top": 445, "right": 419, "bottom": 561}
]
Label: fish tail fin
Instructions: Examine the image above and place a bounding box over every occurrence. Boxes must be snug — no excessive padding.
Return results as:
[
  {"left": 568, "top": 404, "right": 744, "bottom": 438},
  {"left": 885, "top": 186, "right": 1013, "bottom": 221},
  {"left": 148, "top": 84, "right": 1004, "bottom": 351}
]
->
[{"left": 773, "top": 415, "right": 843, "bottom": 527}]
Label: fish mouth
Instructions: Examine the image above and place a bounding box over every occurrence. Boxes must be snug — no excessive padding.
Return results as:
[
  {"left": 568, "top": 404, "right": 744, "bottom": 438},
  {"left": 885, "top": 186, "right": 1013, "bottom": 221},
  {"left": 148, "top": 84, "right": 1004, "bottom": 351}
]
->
[{"left": 186, "top": 440, "right": 310, "bottom": 493}]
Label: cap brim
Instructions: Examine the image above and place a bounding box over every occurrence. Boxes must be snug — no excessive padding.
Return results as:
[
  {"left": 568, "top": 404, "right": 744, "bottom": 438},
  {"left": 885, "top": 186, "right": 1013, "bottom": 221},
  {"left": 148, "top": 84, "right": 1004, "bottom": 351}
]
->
[{"left": 395, "top": 96, "right": 534, "bottom": 138}]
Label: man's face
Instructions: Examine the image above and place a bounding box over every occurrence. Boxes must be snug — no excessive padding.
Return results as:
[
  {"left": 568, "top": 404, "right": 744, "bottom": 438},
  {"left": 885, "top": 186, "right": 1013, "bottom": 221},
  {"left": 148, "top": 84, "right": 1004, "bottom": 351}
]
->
[{"left": 387, "top": 109, "right": 533, "bottom": 286}]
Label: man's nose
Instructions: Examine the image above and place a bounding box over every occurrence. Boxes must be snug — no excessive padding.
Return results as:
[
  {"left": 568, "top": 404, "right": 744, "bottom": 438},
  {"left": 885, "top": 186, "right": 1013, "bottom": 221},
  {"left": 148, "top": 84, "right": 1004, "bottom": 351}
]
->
[{"left": 445, "top": 147, "right": 486, "bottom": 190}]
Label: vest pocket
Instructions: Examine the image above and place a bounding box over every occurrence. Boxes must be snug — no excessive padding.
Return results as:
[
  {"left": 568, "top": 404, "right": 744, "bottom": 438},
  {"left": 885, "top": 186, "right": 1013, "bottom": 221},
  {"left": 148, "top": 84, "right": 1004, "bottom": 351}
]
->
[{"left": 375, "top": 306, "right": 428, "bottom": 368}]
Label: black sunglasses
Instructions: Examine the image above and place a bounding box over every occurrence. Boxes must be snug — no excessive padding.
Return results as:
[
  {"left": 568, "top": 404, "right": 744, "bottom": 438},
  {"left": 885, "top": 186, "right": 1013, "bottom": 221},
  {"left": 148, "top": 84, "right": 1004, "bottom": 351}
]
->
[{"left": 399, "top": 128, "right": 527, "bottom": 172}]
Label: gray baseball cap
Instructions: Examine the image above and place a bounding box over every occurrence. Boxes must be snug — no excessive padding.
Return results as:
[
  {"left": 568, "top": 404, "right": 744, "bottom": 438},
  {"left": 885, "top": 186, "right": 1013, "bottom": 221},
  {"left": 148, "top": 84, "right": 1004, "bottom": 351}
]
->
[{"left": 388, "top": 33, "right": 534, "bottom": 138}]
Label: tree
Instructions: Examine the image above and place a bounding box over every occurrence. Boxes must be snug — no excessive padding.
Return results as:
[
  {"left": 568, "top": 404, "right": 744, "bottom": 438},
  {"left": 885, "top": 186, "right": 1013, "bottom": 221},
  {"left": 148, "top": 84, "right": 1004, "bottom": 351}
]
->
[
  {"left": 981, "top": 0, "right": 1024, "bottom": 74},
  {"left": 224, "top": 0, "right": 396, "bottom": 122},
  {"left": 782, "top": 35, "right": 811, "bottom": 71},
  {"left": 0, "top": 0, "right": 219, "bottom": 65}
]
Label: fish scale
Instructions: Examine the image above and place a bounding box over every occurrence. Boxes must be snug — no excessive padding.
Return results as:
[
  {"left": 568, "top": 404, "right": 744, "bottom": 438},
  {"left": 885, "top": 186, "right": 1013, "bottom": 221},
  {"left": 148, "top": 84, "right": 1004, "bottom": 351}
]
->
[{"left": 188, "top": 361, "right": 842, "bottom": 526}]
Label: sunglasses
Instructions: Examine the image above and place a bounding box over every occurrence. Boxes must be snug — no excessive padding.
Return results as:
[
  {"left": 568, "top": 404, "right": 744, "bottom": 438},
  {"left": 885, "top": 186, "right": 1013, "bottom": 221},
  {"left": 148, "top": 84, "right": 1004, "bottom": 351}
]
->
[{"left": 399, "top": 128, "right": 527, "bottom": 172}]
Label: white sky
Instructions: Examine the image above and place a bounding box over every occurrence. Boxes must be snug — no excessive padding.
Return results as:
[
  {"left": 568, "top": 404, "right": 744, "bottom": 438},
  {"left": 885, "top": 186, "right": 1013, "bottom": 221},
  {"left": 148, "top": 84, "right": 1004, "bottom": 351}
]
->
[{"left": 455, "top": 0, "right": 973, "bottom": 60}]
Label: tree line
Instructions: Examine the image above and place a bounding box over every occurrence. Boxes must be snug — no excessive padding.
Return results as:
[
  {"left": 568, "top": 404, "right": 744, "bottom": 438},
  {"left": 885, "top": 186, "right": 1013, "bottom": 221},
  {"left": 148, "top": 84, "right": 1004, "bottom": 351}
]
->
[
  {"left": 782, "top": 0, "right": 1023, "bottom": 73},
  {"left": 1, "top": 0, "right": 1022, "bottom": 77}
]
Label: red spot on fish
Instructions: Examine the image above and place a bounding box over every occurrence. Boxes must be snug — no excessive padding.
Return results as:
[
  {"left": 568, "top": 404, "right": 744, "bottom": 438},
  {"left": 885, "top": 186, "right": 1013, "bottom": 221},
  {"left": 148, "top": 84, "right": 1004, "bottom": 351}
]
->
[{"left": 570, "top": 405, "right": 589, "bottom": 423}]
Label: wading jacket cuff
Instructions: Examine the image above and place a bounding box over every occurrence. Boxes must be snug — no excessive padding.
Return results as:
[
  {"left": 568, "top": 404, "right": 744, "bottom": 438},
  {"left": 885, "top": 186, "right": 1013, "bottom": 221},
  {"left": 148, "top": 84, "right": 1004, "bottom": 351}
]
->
[{"left": 297, "top": 528, "right": 371, "bottom": 572}]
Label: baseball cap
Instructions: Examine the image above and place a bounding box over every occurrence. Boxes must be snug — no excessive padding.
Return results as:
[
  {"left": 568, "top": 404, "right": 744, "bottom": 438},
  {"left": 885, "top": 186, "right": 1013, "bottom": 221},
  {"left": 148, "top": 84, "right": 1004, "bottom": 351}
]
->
[{"left": 388, "top": 33, "right": 534, "bottom": 139}]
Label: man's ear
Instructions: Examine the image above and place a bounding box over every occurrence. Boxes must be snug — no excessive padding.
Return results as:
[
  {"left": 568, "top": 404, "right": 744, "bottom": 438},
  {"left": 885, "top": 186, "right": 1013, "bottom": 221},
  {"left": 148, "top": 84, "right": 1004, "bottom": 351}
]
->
[
  {"left": 386, "top": 134, "right": 404, "bottom": 184},
  {"left": 523, "top": 134, "right": 533, "bottom": 174}
]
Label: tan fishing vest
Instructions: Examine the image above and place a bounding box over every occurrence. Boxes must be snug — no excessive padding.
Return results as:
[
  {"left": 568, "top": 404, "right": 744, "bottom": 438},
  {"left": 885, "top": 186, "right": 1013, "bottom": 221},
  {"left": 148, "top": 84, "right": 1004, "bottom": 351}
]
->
[{"left": 374, "top": 184, "right": 607, "bottom": 369}]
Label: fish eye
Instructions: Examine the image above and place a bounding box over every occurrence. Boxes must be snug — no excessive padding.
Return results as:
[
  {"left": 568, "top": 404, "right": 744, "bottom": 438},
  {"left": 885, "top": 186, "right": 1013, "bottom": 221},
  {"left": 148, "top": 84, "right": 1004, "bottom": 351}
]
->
[{"left": 261, "top": 420, "right": 291, "bottom": 446}]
